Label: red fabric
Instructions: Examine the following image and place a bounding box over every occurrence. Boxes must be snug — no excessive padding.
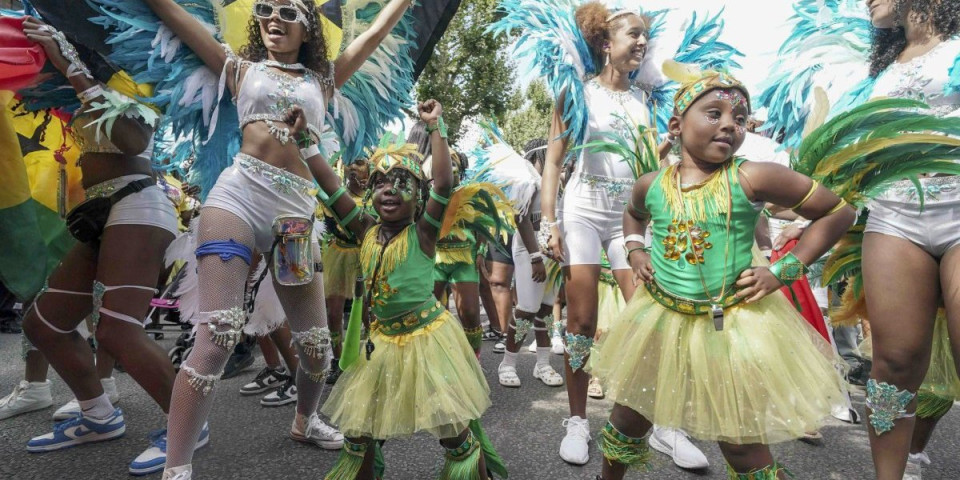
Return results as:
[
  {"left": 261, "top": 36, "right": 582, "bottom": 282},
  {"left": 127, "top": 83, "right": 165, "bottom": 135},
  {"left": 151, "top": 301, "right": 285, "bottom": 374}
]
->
[
  {"left": 770, "top": 239, "right": 831, "bottom": 343},
  {"left": 0, "top": 16, "right": 47, "bottom": 91}
]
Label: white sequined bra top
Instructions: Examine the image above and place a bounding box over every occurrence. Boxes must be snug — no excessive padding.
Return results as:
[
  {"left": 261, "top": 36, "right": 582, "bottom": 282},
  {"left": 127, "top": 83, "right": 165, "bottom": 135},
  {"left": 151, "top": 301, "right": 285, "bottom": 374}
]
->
[
  {"left": 235, "top": 60, "right": 333, "bottom": 140},
  {"left": 576, "top": 79, "right": 652, "bottom": 179},
  {"left": 871, "top": 37, "right": 960, "bottom": 118}
]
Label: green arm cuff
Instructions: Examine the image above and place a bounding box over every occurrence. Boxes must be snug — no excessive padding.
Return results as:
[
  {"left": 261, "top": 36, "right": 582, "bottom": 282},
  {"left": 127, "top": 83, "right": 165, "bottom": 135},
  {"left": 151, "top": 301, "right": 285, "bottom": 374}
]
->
[
  {"left": 341, "top": 205, "right": 362, "bottom": 226},
  {"left": 324, "top": 186, "right": 347, "bottom": 208},
  {"left": 768, "top": 251, "right": 808, "bottom": 287},
  {"left": 423, "top": 211, "right": 443, "bottom": 229},
  {"left": 429, "top": 189, "right": 450, "bottom": 206}
]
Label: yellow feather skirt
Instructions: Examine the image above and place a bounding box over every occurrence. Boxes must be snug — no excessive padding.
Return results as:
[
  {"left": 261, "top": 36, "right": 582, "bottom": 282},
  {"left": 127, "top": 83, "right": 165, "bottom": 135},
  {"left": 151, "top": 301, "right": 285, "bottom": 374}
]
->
[
  {"left": 588, "top": 287, "right": 847, "bottom": 445},
  {"left": 321, "top": 310, "right": 491, "bottom": 440}
]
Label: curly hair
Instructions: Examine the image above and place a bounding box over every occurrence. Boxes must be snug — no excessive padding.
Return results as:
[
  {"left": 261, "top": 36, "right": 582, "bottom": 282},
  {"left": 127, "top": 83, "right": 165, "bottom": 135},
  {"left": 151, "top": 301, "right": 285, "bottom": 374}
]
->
[
  {"left": 574, "top": 2, "right": 649, "bottom": 64},
  {"left": 238, "top": 2, "right": 332, "bottom": 78},
  {"left": 868, "top": 0, "right": 960, "bottom": 77},
  {"left": 522, "top": 138, "right": 547, "bottom": 166}
]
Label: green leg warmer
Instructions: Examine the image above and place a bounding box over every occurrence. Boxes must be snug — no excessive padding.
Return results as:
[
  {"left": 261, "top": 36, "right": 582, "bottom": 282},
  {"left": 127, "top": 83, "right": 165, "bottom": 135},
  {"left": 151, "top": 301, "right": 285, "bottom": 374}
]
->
[
  {"left": 325, "top": 439, "right": 371, "bottom": 480},
  {"left": 597, "top": 421, "right": 652, "bottom": 470},
  {"left": 439, "top": 430, "right": 482, "bottom": 480},
  {"left": 916, "top": 391, "right": 954, "bottom": 419}
]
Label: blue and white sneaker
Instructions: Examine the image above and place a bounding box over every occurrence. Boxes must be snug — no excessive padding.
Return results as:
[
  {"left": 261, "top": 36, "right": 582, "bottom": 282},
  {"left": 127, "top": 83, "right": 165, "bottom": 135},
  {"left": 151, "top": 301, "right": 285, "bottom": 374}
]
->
[
  {"left": 27, "top": 408, "right": 126, "bottom": 452},
  {"left": 128, "top": 423, "right": 210, "bottom": 476}
]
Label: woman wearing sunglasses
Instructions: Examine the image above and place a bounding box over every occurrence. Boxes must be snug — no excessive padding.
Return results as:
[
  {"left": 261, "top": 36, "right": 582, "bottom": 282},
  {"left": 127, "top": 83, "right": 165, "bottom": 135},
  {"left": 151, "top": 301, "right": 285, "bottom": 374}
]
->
[{"left": 139, "top": 0, "right": 414, "bottom": 478}]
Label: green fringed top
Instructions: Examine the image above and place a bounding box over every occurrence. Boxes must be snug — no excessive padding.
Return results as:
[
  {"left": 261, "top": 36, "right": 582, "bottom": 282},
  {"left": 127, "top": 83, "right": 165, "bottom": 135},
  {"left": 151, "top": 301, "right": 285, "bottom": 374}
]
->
[
  {"left": 360, "top": 224, "right": 444, "bottom": 328},
  {"left": 645, "top": 158, "right": 761, "bottom": 301}
]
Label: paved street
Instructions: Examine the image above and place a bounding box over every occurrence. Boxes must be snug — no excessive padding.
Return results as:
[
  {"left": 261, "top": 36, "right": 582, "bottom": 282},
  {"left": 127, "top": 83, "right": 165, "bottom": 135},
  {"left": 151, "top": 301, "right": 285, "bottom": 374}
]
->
[{"left": 1, "top": 328, "right": 959, "bottom": 479}]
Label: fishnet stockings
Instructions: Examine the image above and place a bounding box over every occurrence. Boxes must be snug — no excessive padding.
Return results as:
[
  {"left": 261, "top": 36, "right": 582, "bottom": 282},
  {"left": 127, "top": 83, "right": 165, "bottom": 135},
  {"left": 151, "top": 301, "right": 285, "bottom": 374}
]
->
[
  {"left": 165, "top": 208, "right": 255, "bottom": 469},
  {"left": 273, "top": 242, "right": 330, "bottom": 417}
]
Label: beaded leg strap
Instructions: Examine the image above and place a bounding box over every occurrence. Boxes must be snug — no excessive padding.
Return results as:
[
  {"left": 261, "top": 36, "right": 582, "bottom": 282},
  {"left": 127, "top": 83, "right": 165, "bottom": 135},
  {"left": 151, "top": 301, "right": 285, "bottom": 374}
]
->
[
  {"left": 292, "top": 326, "right": 332, "bottom": 382},
  {"left": 564, "top": 332, "right": 593, "bottom": 371},
  {"left": 462, "top": 326, "right": 483, "bottom": 353},
  {"left": 203, "top": 307, "right": 247, "bottom": 350},
  {"left": 598, "top": 421, "right": 651, "bottom": 470},
  {"left": 866, "top": 379, "right": 916, "bottom": 435},
  {"left": 182, "top": 364, "right": 221, "bottom": 396},
  {"left": 510, "top": 318, "right": 533, "bottom": 343},
  {"left": 726, "top": 461, "right": 790, "bottom": 480},
  {"left": 439, "top": 431, "right": 482, "bottom": 480}
]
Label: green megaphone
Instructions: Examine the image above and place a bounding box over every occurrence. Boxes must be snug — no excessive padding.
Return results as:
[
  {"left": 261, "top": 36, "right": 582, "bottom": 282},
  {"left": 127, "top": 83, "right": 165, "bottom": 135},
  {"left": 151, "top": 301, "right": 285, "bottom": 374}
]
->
[{"left": 339, "top": 297, "right": 364, "bottom": 370}]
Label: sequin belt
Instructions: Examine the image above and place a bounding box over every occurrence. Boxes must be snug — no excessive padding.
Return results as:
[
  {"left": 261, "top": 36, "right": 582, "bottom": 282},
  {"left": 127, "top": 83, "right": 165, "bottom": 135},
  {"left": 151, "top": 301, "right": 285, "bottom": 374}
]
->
[
  {"left": 85, "top": 174, "right": 152, "bottom": 200},
  {"left": 372, "top": 299, "right": 445, "bottom": 336},
  {"left": 234, "top": 152, "right": 314, "bottom": 195},
  {"left": 644, "top": 279, "right": 741, "bottom": 316},
  {"left": 879, "top": 175, "right": 959, "bottom": 202},
  {"left": 576, "top": 172, "right": 634, "bottom": 197}
]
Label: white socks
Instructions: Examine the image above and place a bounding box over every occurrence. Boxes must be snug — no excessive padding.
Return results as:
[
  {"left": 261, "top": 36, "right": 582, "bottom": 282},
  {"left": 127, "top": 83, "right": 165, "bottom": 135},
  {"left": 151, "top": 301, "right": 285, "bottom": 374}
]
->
[
  {"left": 536, "top": 347, "right": 551, "bottom": 367},
  {"left": 502, "top": 351, "right": 518, "bottom": 368},
  {"left": 79, "top": 393, "right": 114, "bottom": 420}
]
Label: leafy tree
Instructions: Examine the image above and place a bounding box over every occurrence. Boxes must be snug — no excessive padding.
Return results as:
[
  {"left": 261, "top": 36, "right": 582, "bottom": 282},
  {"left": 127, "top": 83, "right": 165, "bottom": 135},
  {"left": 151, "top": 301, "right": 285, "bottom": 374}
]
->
[
  {"left": 500, "top": 79, "right": 552, "bottom": 151},
  {"left": 415, "top": 0, "right": 515, "bottom": 145}
]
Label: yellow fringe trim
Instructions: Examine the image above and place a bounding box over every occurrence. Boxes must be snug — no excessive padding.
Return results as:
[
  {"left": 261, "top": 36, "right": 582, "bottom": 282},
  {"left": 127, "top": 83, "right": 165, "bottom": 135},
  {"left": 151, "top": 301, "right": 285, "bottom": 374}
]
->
[
  {"left": 372, "top": 311, "right": 450, "bottom": 347},
  {"left": 360, "top": 225, "right": 411, "bottom": 280},
  {"left": 659, "top": 161, "right": 738, "bottom": 224},
  {"left": 437, "top": 246, "right": 475, "bottom": 266}
]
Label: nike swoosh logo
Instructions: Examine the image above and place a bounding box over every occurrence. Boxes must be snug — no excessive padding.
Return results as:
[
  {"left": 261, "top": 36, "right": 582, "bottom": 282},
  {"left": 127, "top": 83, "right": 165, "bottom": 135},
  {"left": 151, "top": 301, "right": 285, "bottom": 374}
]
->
[{"left": 66, "top": 425, "right": 95, "bottom": 439}]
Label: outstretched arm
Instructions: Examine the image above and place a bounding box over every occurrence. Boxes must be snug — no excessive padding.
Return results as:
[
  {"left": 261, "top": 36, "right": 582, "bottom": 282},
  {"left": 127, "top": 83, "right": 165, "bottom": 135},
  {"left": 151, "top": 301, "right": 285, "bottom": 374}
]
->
[
  {"left": 142, "top": 0, "right": 229, "bottom": 84},
  {"left": 334, "top": 0, "right": 412, "bottom": 88},
  {"left": 23, "top": 17, "right": 153, "bottom": 155},
  {"left": 287, "top": 108, "right": 372, "bottom": 238},
  {"left": 416, "top": 100, "right": 452, "bottom": 254}
]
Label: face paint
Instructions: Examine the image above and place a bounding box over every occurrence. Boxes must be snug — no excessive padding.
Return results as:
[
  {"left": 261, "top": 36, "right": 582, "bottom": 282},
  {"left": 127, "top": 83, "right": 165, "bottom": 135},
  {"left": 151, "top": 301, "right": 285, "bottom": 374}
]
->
[{"left": 715, "top": 89, "right": 747, "bottom": 111}]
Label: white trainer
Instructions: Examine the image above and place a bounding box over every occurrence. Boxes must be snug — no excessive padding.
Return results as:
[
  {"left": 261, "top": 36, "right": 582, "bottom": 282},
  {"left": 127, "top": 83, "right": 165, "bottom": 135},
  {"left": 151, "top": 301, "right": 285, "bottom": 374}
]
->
[
  {"left": 527, "top": 339, "right": 537, "bottom": 353},
  {"left": 532, "top": 363, "right": 563, "bottom": 386},
  {"left": 291, "top": 413, "right": 343, "bottom": 450},
  {"left": 54, "top": 377, "right": 120, "bottom": 421},
  {"left": 559, "top": 416, "right": 591, "bottom": 465},
  {"left": 0, "top": 380, "right": 52, "bottom": 420},
  {"left": 909, "top": 452, "right": 931, "bottom": 466},
  {"left": 498, "top": 363, "right": 521, "bottom": 388},
  {"left": 649, "top": 426, "right": 709, "bottom": 469},
  {"left": 904, "top": 455, "right": 923, "bottom": 480},
  {"left": 550, "top": 334, "right": 564, "bottom": 355},
  {"left": 161, "top": 465, "right": 192, "bottom": 480}
]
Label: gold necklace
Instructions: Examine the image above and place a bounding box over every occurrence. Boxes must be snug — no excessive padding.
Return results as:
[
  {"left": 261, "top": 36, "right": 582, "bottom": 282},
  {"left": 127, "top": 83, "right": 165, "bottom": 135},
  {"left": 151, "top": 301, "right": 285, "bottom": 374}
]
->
[{"left": 673, "top": 161, "right": 734, "bottom": 330}]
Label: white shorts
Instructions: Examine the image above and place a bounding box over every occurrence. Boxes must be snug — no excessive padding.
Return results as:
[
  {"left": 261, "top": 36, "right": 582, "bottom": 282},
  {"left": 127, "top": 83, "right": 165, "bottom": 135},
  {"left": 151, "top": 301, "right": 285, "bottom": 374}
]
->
[
  {"left": 558, "top": 173, "right": 631, "bottom": 270},
  {"left": 88, "top": 174, "right": 178, "bottom": 235},
  {"left": 865, "top": 176, "right": 960, "bottom": 258},
  {"left": 203, "top": 153, "right": 318, "bottom": 252},
  {"left": 512, "top": 238, "right": 557, "bottom": 313}
]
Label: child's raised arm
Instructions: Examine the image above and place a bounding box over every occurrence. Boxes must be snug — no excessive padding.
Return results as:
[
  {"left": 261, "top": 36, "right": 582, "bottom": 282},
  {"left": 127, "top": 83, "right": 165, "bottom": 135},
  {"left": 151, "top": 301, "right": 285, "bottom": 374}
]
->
[
  {"left": 416, "top": 100, "right": 452, "bottom": 254},
  {"left": 735, "top": 161, "right": 856, "bottom": 302}
]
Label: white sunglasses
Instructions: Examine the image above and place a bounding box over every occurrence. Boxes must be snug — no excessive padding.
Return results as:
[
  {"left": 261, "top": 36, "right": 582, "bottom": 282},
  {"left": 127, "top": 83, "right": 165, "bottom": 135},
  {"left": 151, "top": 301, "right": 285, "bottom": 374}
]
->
[{"left": 253, "top": 1, "right": 310, "bottom": 28}]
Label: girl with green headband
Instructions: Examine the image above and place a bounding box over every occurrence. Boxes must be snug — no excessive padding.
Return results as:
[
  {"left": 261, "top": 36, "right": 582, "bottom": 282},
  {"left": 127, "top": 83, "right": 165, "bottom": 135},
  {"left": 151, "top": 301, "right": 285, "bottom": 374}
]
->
[
  {"left": 588, "top": 71, "right": 856, "bottom": 480},
  {"left": 289, "top": 100, "right": 504, "bottom": 480}
]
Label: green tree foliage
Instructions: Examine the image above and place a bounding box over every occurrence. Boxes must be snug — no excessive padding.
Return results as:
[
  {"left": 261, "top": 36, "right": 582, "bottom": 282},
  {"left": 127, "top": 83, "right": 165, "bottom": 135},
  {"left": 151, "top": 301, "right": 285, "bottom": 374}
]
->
[
  {"left": 500, "top": 80, "right": 552, "bottom": 151},
  {"left": 415, "top": 0, "right": 515, "bottom": 144}
]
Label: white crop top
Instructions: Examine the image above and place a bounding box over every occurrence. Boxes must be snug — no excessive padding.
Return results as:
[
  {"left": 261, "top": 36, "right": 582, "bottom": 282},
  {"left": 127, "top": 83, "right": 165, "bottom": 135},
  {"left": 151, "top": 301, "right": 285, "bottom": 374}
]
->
[
  {"left": 233, "top": 57, "right": 333, "bottom": 140},
  {"left": 871, "top": 37, "right": 960, "bottom": 117},
  {"left": 576, "top": 78, "right": 653, "bottom": 179}
]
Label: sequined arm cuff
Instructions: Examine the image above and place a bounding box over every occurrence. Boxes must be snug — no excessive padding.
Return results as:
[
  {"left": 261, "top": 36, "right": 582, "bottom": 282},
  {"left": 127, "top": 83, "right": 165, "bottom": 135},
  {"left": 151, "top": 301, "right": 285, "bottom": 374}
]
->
[{"left": 768, "top": 251, "right": 807, "bottom": 287}]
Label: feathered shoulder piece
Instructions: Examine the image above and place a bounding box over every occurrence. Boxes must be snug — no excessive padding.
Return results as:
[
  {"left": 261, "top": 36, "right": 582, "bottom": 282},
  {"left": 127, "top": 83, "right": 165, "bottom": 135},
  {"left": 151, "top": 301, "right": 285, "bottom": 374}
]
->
[
  {"left": 489, "top": 1, "right": 741, "bottom": 147},
  {"left": 467, "top": 119, "right": 541, "bottom": 216},
  {"left": 792, "top": 97, "right": 960, "bottom": 207},
  {"left": 439, "top": 182, "right": 517, "bottom": 255},
  {"left": 86, "top": 0, "right": 240, "bottom": 200},
  {"left": 757, "top": 0, "right": 872, "bottom": 151},
  {"left": 331, "top": 0, "right": 418, "bottom": 164}
]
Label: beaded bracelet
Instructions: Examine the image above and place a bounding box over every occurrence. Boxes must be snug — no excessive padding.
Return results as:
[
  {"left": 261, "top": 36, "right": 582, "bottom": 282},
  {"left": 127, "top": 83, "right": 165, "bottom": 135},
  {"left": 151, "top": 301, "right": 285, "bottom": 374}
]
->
[{"left": 426, "top": 117, "right": 448, "bottom": 139}]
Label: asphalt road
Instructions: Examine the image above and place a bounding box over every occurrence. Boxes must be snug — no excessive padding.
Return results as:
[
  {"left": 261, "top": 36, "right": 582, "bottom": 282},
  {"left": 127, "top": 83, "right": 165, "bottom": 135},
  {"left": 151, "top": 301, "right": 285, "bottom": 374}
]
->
[{"left": 1, "top": 328, "right": 959, "bottom": 480}]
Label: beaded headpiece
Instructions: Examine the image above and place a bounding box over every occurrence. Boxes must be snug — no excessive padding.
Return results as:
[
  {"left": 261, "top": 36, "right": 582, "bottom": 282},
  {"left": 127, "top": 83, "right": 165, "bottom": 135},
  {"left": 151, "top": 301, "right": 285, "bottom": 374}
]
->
[
  {"left": 670, "top": 64, "right": 750, "bottom": 116},
  {"left": 368, "top": 134, "right": 425, "bottom": 181}
]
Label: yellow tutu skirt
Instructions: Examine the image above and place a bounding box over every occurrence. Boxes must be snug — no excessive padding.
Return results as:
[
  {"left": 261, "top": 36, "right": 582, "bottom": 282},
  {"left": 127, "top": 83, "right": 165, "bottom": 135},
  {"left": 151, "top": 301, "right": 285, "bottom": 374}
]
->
[
  {"left": 321, "top": 310, "right": 491, "bottom": 440},
  {"left": 596, "top": 276, "right": 626, "bottom": 334},
  {"left": 588, "top": 289, "right": 847, "bottom": 445},
  {"left": 322, "top": 240, "right": 361, "bottom": 298}
]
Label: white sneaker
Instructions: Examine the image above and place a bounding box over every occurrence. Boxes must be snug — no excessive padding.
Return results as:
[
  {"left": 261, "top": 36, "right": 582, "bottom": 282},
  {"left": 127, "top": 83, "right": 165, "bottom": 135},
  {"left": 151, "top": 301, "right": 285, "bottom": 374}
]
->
[
  {"left": 909, "top": 452, "right": 931, "bottom": 466},
  {"left": 493, "top": 341, "right": 506, "bottom": 354},
  {"left": 830, "top": 403, "right": 861, "bottom": 424},
  {"left": 527, "top": 339, "right": 537, "bottom": 353},
  {"left": 498, "top": 363, "right": 521, "bottom": 387},
  {"left": 54, "top": 377, "right": 120, "bottom": 421},
  {"left": 0, "top": 380, "right": 53, "bottom": 420},
  {"left": 161, "top": 465, "right": 192, "bottom": 480},
  {"left": 291, "top": 413, "right": 343, "bottom": 450},
  {"left": 903, "top": 455, "right": 923, "bottom": 480},
  {"left": 649, "top": 426, "right": 709, "bottom": 469},
  {"left": 551, "top": 334, "right": 564, "bottom": 355},
  {"left": 533, "top": 363, "right": 563, "bottom": 386},
  {"left": 559, "top": 416, "right": 591, "bottom": 465}
]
